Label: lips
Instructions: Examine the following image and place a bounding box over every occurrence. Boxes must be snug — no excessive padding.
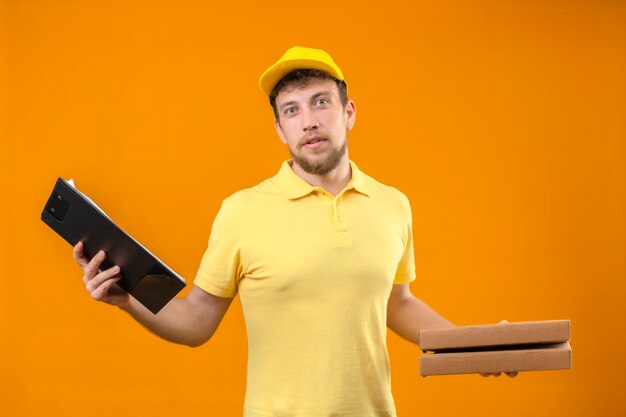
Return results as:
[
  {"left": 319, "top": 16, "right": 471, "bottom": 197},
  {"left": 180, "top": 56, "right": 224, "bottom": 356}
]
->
[{"left": 300, "top": 136, "right": 327, "bottom": 149}]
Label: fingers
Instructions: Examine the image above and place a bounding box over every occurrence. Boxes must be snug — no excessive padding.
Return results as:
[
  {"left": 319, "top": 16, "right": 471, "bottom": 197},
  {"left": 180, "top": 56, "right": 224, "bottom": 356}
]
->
[
  {"left": 82, "top": 250, "right": 107, "bottom": 284},
  {"left": 481, "top": 371, "right": 518, "bottom": 378},
  {"left": 74, "top": 244, "right": 125, "bottom": 305},
  {"left": 86, "top": 265, "right": 121, "bottom": 294},
  {"left": 73, "top": 241, "right": 89, "bottom": 267},
  {"left": 90, "top": 272, "right": 122, "bottom": 302},
  {"left": 74, "top": 241, "right": 105, "bottom": 281}
]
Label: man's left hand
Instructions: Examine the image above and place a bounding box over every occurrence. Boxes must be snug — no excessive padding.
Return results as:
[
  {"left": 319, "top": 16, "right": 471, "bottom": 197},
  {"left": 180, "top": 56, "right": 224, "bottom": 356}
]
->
[
  {"left": 481, "top": 372, "right": 518, "bottom": 378},
  {"left": 480, "top": 320, "right": 518, "bottom": 378}
]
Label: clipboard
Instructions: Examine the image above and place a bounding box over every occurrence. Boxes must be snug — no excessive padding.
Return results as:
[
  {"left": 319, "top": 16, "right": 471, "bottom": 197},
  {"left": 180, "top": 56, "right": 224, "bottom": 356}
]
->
[{"left": 41, "top": 177, "right": 186, "bottom": 314}]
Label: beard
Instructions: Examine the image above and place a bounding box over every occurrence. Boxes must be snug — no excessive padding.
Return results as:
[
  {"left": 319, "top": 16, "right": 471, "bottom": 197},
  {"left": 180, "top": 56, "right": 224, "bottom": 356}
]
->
[{"left": 289, "top": 139, "right": 348, "bottom": 176}]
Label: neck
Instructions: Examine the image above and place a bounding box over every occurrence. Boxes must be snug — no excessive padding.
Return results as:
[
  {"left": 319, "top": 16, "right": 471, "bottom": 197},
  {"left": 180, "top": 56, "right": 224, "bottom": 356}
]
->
[{"left": 291, "top": 155, "right": 351, "bottom": 197}]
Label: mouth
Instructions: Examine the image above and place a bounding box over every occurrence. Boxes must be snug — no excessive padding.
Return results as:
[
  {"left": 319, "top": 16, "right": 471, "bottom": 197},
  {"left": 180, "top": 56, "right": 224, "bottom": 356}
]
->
[{"left": 301, "top": 136, "right": 327, "bottom": 149}]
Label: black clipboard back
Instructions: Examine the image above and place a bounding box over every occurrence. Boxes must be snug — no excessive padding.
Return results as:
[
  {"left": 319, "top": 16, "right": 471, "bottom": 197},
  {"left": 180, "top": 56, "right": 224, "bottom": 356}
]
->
[{"left": 41, "top": 177, "right": 186, "bottom": 314}]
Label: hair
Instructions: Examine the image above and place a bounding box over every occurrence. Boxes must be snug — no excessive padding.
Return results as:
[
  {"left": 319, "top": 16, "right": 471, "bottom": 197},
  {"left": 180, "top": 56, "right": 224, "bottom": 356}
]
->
[{"left": 269, "top": 68, "right": 348, "bottom": 121}]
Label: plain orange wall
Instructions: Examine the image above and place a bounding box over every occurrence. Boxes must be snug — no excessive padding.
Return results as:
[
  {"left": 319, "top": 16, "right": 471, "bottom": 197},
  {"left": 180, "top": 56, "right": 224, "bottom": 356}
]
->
[{"left": 1, "top": 1, "right": 625, "bottom": 416}]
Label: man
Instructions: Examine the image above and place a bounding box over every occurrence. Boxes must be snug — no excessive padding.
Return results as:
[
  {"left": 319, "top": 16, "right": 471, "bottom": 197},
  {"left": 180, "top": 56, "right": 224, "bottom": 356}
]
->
[{"left": 73, "top": 46, "right": 475, "bottom": 416}]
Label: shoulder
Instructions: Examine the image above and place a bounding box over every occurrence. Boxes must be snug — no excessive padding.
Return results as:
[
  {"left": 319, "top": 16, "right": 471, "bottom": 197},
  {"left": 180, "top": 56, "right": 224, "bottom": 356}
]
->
[
  {"left": 218, "top": 176, "right": 284, "bottom": 215},
  {"left": 359, "top": 169, "right": 412, "bottom": 213}
]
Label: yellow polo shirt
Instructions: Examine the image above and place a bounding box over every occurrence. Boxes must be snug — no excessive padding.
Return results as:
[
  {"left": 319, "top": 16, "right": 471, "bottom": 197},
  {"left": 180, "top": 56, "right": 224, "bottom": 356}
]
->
[{"left": 194, "top": 160, "right": 416, "bottom": 417}]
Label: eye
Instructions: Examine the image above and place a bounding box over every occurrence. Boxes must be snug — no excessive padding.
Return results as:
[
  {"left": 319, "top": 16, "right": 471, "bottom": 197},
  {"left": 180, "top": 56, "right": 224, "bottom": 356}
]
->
[
  {"left": 285, "top": 107, "right": 297, "bottom": 116},
  {"left": 315, "top": 98, "right": 329, "bottom": 106}
]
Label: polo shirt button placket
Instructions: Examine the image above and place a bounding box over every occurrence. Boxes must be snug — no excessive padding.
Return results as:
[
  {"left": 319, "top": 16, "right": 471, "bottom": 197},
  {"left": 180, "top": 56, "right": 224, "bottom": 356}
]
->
[
  {"left": 333, "top": 197, "right": 344, "bottom": 224},
  {"left": 333, "top": 197, "right": 352, "bottom": 246}
]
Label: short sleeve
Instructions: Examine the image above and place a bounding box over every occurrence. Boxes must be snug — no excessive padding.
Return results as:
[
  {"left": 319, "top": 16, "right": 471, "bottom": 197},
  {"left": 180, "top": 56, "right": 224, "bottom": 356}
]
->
[
  {"left": 193, "top": 199, "right": 243, "bottom": 297},
  {"left": 394, "top": 194, "right": 416, "bottom": 284}
]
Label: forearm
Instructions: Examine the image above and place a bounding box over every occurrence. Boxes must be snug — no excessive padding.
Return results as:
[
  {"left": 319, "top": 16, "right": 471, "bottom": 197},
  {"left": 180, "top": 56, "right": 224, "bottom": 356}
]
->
[
  {"left": 387, "top": 296, "right": 454, "bottom": 345},
  {"left": 118, "top": 296, "right": 214, "bottom": 347},
  {"left": 74, "top": 244, "right": 230, "bottom": 346}
]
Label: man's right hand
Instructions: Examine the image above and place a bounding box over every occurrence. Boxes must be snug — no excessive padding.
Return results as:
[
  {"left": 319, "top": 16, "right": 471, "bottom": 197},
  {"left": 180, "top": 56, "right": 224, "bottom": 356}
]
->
[
  {"left": 72, "top": 241, "right": 232, "bottom": 347},
  {"left": 73, "top": 241, "right": 130, "bottom": 308}
]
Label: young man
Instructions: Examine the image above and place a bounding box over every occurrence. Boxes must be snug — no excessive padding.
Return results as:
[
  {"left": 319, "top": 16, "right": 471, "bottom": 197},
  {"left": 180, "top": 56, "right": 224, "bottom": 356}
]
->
[{"left": 74, "top": 46, "right": 457, "bottom": 416}]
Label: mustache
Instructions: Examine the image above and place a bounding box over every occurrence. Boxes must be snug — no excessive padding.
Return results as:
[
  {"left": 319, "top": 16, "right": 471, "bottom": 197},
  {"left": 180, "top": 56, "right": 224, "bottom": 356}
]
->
[{"left": 298, "top": 134, "right": 328, "bottom": 148}]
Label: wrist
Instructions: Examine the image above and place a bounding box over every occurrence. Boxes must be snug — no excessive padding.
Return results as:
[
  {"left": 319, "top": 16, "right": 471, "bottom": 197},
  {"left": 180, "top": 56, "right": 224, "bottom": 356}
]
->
[{"left": 116, "top": 296, "right": 134, "bottom": 313}]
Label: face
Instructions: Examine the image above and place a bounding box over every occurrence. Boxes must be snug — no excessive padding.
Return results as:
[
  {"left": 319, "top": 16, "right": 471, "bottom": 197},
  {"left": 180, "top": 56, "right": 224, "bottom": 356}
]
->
[{"left": 274, "top": 78, "right": 356, "bottom": 176}]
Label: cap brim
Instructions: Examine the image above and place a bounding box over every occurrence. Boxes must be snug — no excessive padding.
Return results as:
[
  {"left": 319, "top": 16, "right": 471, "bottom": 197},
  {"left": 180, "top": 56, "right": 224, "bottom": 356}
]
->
[{"left": 259, "top": 58, "right": 343, "bottom": 96}]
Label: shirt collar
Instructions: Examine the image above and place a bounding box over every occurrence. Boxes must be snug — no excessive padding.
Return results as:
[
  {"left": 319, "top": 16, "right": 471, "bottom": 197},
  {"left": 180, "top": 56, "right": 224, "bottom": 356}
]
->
[{"left": 275, "top": 160, "right": 372, "bottom": 200}]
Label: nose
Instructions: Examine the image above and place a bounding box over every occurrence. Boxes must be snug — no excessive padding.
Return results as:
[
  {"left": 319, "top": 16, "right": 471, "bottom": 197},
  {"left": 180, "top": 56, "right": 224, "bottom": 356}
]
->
[{"left": 301, "top": 107, "right": 319, "bottom": 132}]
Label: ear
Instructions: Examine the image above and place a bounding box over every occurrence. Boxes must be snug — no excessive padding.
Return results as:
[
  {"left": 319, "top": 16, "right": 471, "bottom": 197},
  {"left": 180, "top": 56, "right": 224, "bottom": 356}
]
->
[
  {"left": 345, "top": 100, "right": 357, "bottom": 131},
  {"left": 274, "top": 118, "right": 287, "bottom": 144}
]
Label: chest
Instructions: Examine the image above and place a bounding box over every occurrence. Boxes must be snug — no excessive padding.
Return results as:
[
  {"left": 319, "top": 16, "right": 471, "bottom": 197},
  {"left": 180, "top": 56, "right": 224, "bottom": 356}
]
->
[{"left": 236, "top": 196, "right": 406, "bottom": 300}]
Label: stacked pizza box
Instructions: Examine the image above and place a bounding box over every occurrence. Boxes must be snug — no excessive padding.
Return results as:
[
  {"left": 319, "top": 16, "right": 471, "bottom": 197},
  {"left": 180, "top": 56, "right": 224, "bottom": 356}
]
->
[{"left": 418, "top": 320, "right": 571, "bottom": 376}]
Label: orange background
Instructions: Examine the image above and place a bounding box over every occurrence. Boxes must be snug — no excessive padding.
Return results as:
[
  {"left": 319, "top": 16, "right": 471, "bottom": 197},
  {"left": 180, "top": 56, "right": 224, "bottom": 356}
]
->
[{"left": 1, "top": 0, "right": 625, "bottom": 416}]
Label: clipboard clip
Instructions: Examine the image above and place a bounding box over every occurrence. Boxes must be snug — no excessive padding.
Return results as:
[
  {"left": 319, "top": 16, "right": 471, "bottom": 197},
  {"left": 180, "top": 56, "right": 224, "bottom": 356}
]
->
[{"left": 46, "top": 192, "right": 70, "bottom": 221}]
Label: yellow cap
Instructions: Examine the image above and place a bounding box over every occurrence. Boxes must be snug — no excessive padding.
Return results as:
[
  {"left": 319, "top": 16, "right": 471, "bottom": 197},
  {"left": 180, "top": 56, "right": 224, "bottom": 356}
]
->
[{"left": 259, "top": 46, "right": 345, "bottom": 96}]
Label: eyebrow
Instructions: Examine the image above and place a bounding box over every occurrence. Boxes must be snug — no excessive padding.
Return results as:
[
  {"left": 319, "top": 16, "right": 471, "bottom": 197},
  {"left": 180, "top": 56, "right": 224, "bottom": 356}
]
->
[
  {"left": 278, "top": 90, "right": 333, "bottom": 110},
  {"left": 310, "top": 91, "right": 331, "bottom": 101},
  {"left": 279, "top": 100, "right": 297, "bottom": 110}
]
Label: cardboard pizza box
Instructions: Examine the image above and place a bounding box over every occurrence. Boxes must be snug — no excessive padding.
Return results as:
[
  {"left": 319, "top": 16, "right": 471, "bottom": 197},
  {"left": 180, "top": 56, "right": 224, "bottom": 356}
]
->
[
  {"left": 418, "top": 320, "right": 572, "bottom": 377},
  {"left": 419, "top": 320, "right": 570, "bottom": 351},
  {"left": 420, "top": 341, "right": 571, "bottom": 376}
]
